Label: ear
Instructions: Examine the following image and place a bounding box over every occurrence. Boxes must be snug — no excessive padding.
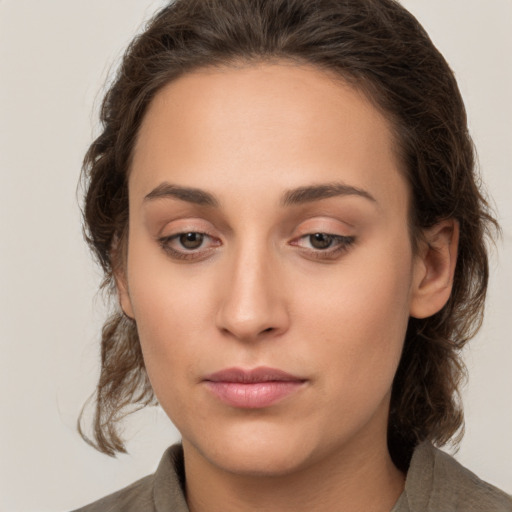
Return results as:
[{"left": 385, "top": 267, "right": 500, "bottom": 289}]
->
[
  {"left": 115, "top": 269, "right": 135, "bottom": 319},
  {"left": 111, "top": 240, "right": 135, "bottom": 319},
  {"left": 409, "top": 219, "right": 459, "bottom": 319}
]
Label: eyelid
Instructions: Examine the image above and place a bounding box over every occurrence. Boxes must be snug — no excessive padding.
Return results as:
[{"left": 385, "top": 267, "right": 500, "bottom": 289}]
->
[
  {"left": 292, "top": 216, "right": 354, "bottom": 234},
  {"left": 158, "top": 231, "right": 222, "bottom": 261},
  {"left": 288, "top": 216, "right": 357, "bottom": 261},
  {"left": 155, "top": 217, "right": 222, "bottom": 261},
  {"left": 290, "top": 233, "right": 355, "bottom": 256},
  {"left": 155, "top": 216, "right": 217, "bottom": 237}
]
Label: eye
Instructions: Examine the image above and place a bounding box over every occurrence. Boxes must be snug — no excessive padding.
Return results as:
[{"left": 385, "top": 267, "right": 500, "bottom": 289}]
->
[
  {"left": 292, "top": 233, "right": 355, "bottom": 260},
  {"left": 178, "top": 232, "right": 206, "bottom": 250},
  {"left": 308, "top": 233, "right": 338, "bottom": 250},
  {"left": 158, "top": 231, "right": 220, "bottom": 261}
]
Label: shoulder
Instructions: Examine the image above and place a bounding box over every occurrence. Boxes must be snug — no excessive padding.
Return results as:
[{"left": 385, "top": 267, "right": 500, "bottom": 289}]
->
[
  {"left": 401, "top": 442, "right": 512, "bottom": 512},
  {"left": 71, "top": 444, "right": 188, "bottom": 512},
  {"left": 431, "top": 445, "right": 511, "bottom": 510},
  {"left": 71, "top": 473, "right": 156, "bottom": 512}
]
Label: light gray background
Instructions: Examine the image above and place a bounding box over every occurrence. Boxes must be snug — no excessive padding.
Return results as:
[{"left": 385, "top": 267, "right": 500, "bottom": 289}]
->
[{"left": 0, "top": 1, "right": 511, "bottom": 511}]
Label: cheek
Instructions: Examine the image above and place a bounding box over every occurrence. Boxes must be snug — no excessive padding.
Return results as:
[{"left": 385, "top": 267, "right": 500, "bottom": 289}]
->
[
  {"left": 128, "top": 285, "right": 211, "bottom": 431},
  {"left": 124, "top": 238, "right": 215, "bottom": 399},
  {"left": 296, "top": 236, "right": 413, "bottom": 400},
  {"left": 126, "top": 221, "right": 213, "bottom": 334}
]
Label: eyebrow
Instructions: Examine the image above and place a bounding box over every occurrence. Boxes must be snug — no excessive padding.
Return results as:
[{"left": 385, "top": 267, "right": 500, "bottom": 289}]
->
[
  {"left": 144, "top": 183, "right": 219, "bottom": 207},
  {"left": 143, "top": 181, "right": 376, "bottom": 207},
  {"left": 281, "top": 182, "right": 376, "bottom": 206}
]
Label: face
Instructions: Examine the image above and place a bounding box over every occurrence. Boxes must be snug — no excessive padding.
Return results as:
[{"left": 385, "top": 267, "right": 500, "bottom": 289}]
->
[{"left": 121, "top": 62, "right": 423, "bottom": 477}]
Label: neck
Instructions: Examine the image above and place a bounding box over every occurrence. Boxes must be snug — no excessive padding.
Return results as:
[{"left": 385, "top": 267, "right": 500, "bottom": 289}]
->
[{"left": 183, "top": 434, "right": 405, "bottom": 512}]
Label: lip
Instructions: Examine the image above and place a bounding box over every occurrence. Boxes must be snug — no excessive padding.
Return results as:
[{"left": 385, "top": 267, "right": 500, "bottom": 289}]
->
[{"left": 203, "top": 367, "right": 307, "bottom": 409}]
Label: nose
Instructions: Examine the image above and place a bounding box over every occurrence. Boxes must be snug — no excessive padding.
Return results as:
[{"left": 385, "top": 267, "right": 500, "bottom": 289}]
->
[{"left": 215, "top": 243, "right": 290, "bottom": 341}]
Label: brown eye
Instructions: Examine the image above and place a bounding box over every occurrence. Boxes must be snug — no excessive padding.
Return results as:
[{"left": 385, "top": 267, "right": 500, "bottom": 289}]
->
[
  {"left": 179, "top": 232, "right": 205, "bottom": 250},
  {"left": 291, "top": 232, "right": 355, "bottom": 260},
  {"left": 159, "top": 231, "right": 220, "bottom": 261},
  {"left": 309, "top": 233, "right": 335, "bottom": 249}
]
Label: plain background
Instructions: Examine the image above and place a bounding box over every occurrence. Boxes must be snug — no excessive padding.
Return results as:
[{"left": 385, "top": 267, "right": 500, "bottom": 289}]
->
[{"left": 0, "top": 1, "right": 511, "bottom": 510}]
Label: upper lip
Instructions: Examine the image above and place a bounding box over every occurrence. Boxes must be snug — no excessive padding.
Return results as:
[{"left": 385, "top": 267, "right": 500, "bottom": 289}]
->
[{"left": 204, "top": 366, "right": 306, "bottom": 383}]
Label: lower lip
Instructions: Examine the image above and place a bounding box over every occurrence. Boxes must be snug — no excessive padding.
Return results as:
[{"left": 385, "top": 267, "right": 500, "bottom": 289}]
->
[{"left": 205, "top": 381, "right": 305, "bottom": 409}]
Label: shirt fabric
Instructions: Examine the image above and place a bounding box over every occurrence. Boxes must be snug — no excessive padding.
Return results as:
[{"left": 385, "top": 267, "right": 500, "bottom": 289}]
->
[{"left": 73, "top": 442, "right": 512, "bottom": 511}]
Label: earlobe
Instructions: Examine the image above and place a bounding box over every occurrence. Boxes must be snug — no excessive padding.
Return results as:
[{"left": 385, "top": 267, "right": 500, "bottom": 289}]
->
[{"left": 409, "top": 219, "right": 459, "bottom": 319}]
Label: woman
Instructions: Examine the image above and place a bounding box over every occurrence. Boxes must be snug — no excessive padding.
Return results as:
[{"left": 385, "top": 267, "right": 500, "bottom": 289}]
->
[{"left": 74, "top": 0, "right": 511, "bottom": 510}]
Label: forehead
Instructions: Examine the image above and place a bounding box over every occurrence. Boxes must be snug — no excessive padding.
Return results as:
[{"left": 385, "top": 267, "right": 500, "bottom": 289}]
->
[{"left": 130, "top": 61, "right": 408, "bottom": 215}]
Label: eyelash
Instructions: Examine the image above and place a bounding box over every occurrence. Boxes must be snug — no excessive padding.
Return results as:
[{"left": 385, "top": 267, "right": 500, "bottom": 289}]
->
[
  {"left": 292, "top": 233, "right": 355, "bottom": 260},
  {"left": 158, "top": 232, "right": 355, "bottom": 261},
  {"left": 158, "top": 232, "right": 218, "bottom": 261}
]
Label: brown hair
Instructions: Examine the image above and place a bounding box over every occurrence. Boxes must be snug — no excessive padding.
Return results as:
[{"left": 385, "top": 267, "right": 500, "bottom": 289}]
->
[{"left": 79, "top": 0, "right": 498, "bottom": 468}]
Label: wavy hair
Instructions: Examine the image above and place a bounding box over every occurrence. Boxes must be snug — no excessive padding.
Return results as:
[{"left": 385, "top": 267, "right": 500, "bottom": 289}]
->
[{"left": 79, "top": 0, "right": 498, "bottom": 469}]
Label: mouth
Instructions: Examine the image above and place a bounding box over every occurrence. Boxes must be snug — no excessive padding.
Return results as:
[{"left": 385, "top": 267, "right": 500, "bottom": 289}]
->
[{"left": 203, "top": 367, "right": 307, "bottom": 409}]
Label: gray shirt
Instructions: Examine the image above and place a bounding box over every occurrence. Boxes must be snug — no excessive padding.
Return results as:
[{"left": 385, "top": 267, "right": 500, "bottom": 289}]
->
[{"left": 73, "top": 442, "right": 511, "bottom": 511}]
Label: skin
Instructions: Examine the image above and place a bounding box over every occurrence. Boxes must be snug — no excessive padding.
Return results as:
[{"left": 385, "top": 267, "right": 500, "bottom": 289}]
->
[{"left": 118, "top": 62, "right": 458, "bottom": 512}]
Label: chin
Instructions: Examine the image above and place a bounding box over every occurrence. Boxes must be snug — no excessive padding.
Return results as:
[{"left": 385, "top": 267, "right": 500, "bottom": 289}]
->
[
  {"left": 185, "top": 420, "right": 320, "bottom": 477},
  {"left": 209, "top": 444, "right": 312, "bottom": 478}
]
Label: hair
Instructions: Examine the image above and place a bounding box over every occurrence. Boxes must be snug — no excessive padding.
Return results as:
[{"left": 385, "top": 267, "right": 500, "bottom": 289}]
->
[{"left": 79, "top": 0, "right": 498, "bottom": 469}]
